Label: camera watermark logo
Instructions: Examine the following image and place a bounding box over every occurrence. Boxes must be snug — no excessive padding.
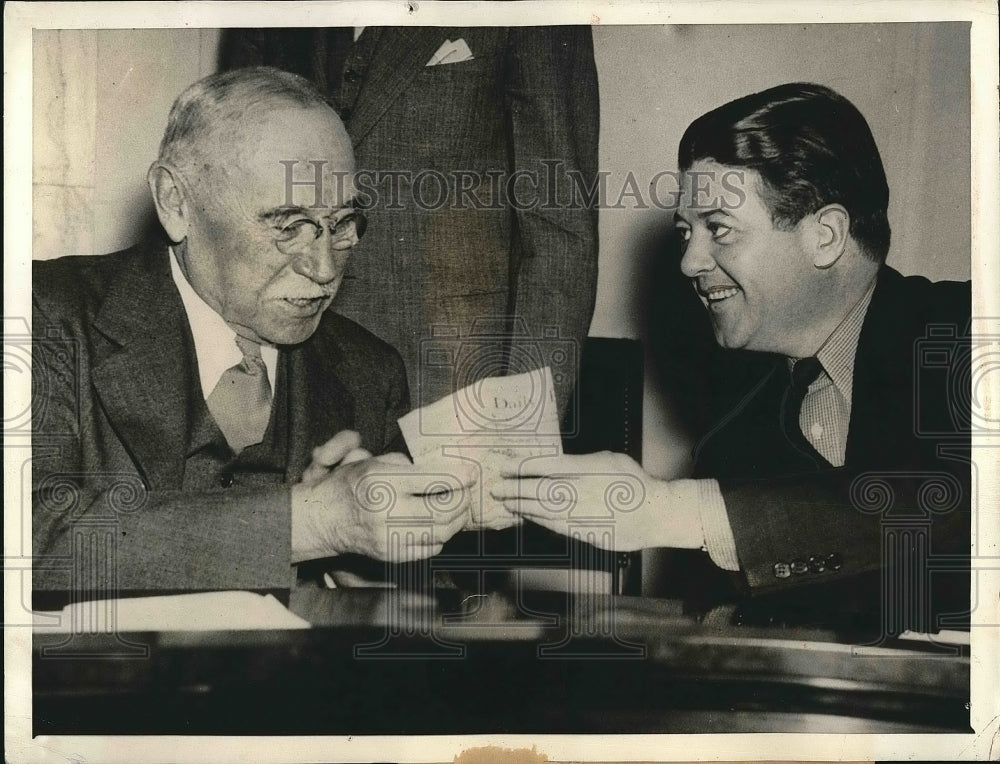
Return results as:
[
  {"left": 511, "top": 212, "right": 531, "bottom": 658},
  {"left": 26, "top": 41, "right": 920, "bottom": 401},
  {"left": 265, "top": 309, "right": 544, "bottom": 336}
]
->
[
  {"left": 914, "top": 320, "right": 1000, "bottom": 437},
  {"left": 5, "top": 317, "right": 80, "bottom": 436}
]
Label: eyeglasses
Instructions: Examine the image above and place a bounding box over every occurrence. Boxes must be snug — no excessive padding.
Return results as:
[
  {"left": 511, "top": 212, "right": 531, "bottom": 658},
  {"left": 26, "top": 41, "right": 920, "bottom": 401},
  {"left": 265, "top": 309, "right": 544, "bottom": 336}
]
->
[{"left": 270, "top": 199, "right": 368, "bottom": 256}]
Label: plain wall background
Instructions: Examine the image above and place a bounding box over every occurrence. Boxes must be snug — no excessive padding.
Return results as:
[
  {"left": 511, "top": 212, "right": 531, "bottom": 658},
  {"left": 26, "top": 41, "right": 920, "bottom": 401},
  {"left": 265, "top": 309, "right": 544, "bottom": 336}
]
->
[
  {"left": 33, "top": 23, "right": 971, "bottom": 486},
  {"left": 33, "top": 29, "right": 222, "bottom": 259}
]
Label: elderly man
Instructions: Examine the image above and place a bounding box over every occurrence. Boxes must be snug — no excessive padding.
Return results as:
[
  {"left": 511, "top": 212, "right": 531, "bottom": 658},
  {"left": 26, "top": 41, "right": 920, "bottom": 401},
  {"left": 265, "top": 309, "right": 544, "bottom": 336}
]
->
[
  {"left": 496, "top": 83, "right": 970, "bottom": 629},
  {"left": 32, "top": 67, "right": 473, "bottom": 594},
  {"left": 219, "top": 26, "right": 600, "bottom": 416}
]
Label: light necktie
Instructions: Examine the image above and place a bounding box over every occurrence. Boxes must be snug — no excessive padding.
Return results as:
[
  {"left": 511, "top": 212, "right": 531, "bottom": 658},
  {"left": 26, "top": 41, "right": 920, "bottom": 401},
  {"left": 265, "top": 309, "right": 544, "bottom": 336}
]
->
[
  {"left": 781, "top": 357, "right": 825, "bottom": 464},
  {"left": 206, "top": 335, "right": 273, "bottom": 453}
]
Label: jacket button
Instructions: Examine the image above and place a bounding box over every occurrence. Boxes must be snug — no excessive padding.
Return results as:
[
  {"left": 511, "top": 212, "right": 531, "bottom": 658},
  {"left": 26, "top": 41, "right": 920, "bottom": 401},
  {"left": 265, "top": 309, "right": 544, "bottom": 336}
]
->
[
  {"left": 790, "top": 559, "right": 808, "bottom": 575},
  {"left": 344, "top": 69, "right": 359, "bottom": 83},
  {"left": 219, "top": 473, "right": 234, "bottom": 488},
  {"left": 826, "top": 553, "right": 843, "bottom": 571},
  {"left": 807, "top": 555, "right": 826, "bottom": 573},
  {"left": 773, "top": 562, "right": 791, "bottom": 579}
]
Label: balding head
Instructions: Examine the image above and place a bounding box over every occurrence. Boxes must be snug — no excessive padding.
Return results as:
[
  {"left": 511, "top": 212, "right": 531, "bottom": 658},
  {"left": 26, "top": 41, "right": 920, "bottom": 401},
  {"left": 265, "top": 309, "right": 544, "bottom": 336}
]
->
[{"left": 157, "top": 66, "right": 334, "bottom": 178}]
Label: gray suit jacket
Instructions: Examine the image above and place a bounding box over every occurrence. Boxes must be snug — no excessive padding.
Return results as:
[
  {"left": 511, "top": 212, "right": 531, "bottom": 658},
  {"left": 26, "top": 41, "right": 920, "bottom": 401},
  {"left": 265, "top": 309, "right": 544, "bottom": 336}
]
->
[
  {"left": 32, "top": 242, "right": 409, "bottom": 593},
  {"left": 220, "top": 26, "right": 600, "bottom": 412}
]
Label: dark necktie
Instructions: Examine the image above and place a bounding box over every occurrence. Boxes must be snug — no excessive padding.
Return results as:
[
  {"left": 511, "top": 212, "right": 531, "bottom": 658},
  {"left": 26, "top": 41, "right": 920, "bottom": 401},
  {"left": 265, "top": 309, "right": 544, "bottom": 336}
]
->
[
  {"left": 206, "top": 336, "right": 273, "bottom": 453},
  {"left": 781, "top": 356, "right": 825, "bottom": 463}
]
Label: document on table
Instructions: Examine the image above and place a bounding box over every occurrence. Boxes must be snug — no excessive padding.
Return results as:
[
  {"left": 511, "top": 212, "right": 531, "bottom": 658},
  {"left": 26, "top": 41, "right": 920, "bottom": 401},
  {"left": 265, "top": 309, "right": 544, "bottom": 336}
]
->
[
  {"left": 33, "top": 591, "right": 311, "bottom": 632},
  {"left": 398, "top": 367, "right": 563, "bottom": 530}
]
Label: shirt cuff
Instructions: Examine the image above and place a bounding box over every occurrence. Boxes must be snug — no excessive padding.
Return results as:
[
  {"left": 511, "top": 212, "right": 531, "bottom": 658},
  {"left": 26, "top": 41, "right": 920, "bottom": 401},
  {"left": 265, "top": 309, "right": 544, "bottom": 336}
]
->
[{"left": 697, "top": 479, "right": 740, "bottom": 571}]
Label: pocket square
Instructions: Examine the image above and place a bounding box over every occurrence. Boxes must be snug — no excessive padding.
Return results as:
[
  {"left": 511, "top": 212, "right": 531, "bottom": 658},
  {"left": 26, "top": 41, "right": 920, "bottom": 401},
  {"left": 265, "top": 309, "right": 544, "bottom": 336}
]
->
[{"left": 426, "top": 38, "right": 474, "bottom": 66}]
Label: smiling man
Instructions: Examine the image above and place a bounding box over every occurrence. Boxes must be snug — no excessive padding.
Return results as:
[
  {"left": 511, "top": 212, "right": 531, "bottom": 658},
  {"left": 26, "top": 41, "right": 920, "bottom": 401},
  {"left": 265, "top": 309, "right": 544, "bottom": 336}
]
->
[
  {"left": 496, "top": 83, "right": 970, "bottom": 630},
  {"left": 675, "top": 157, "right": 878, "bottom": 364},
  {"left": 32, "top": 67, "right": 473, "bottom": 595}
]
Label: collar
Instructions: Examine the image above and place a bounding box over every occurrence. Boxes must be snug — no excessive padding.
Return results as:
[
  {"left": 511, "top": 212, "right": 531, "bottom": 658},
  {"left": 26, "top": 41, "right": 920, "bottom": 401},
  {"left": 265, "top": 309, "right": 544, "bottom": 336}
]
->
[
  {"left": 788, "top": 278, "right": 877, "bottom": 405},
  {"left": 168, "top": 246, "right": 278, "bottom": 398}
]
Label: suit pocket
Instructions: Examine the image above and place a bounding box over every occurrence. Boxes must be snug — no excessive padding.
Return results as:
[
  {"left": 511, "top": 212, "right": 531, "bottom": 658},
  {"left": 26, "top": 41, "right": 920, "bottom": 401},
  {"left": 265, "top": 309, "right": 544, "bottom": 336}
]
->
[
  {"left": 367, "top": 56, "right": 503, "bottom": 169},
  {"left": 417, "top": 56, "right": 492, "bottom": 81}
]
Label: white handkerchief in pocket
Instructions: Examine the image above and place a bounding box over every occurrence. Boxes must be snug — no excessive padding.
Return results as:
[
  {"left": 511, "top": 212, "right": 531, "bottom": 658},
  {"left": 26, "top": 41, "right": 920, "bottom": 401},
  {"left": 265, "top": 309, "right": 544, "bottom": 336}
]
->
[{"left": 426, "top": 38, "right": 474, "bottom": 66}]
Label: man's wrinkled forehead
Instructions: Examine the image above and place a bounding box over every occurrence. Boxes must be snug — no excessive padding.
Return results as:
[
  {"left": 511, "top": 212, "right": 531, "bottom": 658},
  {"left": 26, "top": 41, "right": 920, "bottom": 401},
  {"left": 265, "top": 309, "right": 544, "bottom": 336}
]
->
[
  {"left": 280, "top": 159, "right": 358, "bottom": 209},
  {"left": 208, "top": 103, "right": 356, "bottom": 209}
]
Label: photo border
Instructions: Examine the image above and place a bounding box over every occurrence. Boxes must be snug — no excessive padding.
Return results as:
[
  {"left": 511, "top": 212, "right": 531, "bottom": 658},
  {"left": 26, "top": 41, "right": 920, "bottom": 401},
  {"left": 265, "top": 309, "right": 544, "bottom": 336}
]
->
[{"left": 5, "top": 1, "right": 998, "bottom": 761}]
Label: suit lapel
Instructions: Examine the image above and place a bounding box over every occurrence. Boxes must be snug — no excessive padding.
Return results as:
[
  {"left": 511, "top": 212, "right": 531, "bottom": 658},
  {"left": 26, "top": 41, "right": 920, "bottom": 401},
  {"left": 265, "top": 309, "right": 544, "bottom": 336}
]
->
[
  {"left": 89, "top": 242, "right": 358, "bottom": 487},
  {"left": 693, "top": 358, "right": 782, "bottom": 477},
  {"left": 696, "top": 267, "right": 921, "bottom": 475},
  {"left": 347, "top": 27, "right": 455, "bottom": 146},
  {"left": 90, "top": 243, "right": 197, "bottom": 489},
  {"left": 284, "top": 316, "right": 355, "bottom": 480}
]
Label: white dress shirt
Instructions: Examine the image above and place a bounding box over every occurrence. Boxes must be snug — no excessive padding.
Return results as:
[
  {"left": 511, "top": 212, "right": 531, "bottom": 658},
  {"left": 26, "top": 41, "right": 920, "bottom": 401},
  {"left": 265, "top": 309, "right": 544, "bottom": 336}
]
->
[{"left": 169, "top": 247, "right": 278, "bottom": 398}]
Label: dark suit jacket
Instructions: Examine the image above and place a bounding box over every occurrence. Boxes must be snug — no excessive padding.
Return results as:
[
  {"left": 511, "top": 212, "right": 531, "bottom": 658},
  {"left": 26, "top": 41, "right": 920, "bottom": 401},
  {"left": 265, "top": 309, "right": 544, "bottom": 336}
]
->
[
  {"left": 685, "top": 266, "right": 971, "bottom": 626},
  {"left": 220, "top": 26, "right": 600, "bottom": 413},
  {"left": 31, "top": 242, "right": 409, "bottom": 593}
]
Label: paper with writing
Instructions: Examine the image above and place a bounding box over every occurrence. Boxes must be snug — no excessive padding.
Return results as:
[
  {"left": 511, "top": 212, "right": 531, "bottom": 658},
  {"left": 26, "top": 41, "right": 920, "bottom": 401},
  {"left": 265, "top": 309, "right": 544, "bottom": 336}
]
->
[{"left": 398, "top": 367, "right": 563, "bottom": 530}]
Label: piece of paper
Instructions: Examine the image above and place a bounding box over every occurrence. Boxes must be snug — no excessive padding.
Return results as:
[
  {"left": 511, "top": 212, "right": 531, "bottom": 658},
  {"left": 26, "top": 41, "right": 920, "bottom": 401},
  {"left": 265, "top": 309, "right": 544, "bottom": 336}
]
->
[
  {"left": 399, "top": 367, "right": 563, "bottom": 530},
  {"left": 33, "top": 591, "right": 311, "bottom": 632}
]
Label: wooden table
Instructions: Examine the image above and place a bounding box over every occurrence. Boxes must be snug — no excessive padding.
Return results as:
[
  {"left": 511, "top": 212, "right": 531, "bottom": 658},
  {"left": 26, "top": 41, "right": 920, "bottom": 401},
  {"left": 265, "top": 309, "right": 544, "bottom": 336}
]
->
[{"left": 33, "top": 587, "right": 969, "bottom": 734}]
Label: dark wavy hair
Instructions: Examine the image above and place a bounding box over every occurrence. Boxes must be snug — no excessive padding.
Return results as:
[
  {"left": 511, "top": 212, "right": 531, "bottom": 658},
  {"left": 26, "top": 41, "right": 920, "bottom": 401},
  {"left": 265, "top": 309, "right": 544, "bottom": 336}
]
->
[{"left": 678, "top": 83, "right": 890, "bottom": 263}]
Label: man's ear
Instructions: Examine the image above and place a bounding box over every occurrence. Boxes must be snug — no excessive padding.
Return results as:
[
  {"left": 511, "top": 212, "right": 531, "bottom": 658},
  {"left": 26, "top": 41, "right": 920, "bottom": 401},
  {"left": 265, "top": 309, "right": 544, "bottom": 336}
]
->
[
  {"left": 147, "top": 162, "right": 189, "bottom": 243},
  {"left": 809, "top": 204, "right": 851, "bottom": 269}
]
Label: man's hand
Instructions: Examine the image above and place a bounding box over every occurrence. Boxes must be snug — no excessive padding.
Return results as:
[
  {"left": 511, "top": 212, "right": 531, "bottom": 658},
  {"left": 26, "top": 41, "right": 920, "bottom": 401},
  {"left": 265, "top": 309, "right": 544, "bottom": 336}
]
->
[
  {"left": 291, "top": 451, "right": 476, "bottom": 563},
  {"left": 301, "top": 430, "right": 372, "bottom": 485},
  {"left": 491, "top": 452, "right": 705, "bottom": 552}
]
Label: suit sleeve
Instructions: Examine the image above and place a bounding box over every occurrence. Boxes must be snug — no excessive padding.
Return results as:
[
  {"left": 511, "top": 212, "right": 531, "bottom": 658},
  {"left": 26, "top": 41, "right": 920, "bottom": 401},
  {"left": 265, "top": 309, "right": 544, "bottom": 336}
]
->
[
  {"left": 503, "top": 26, "right": 600, "bottom": 415},
  {"left": 718, "top": 463, "right": 970, "bottom": 603},
  {"left": 31, "top": 295, "right": 295, "bottom": 593}
]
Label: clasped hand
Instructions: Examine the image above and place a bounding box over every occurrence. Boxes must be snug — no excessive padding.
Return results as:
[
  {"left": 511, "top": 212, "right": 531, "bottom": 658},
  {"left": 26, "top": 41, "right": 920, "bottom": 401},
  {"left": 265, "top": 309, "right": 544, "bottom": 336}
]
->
[
  {"left": 490, "top": 451, "right": 704, "bottom": 552},
  {"left": 291, "top": 431, "right": 476, "bottom": 563}
]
